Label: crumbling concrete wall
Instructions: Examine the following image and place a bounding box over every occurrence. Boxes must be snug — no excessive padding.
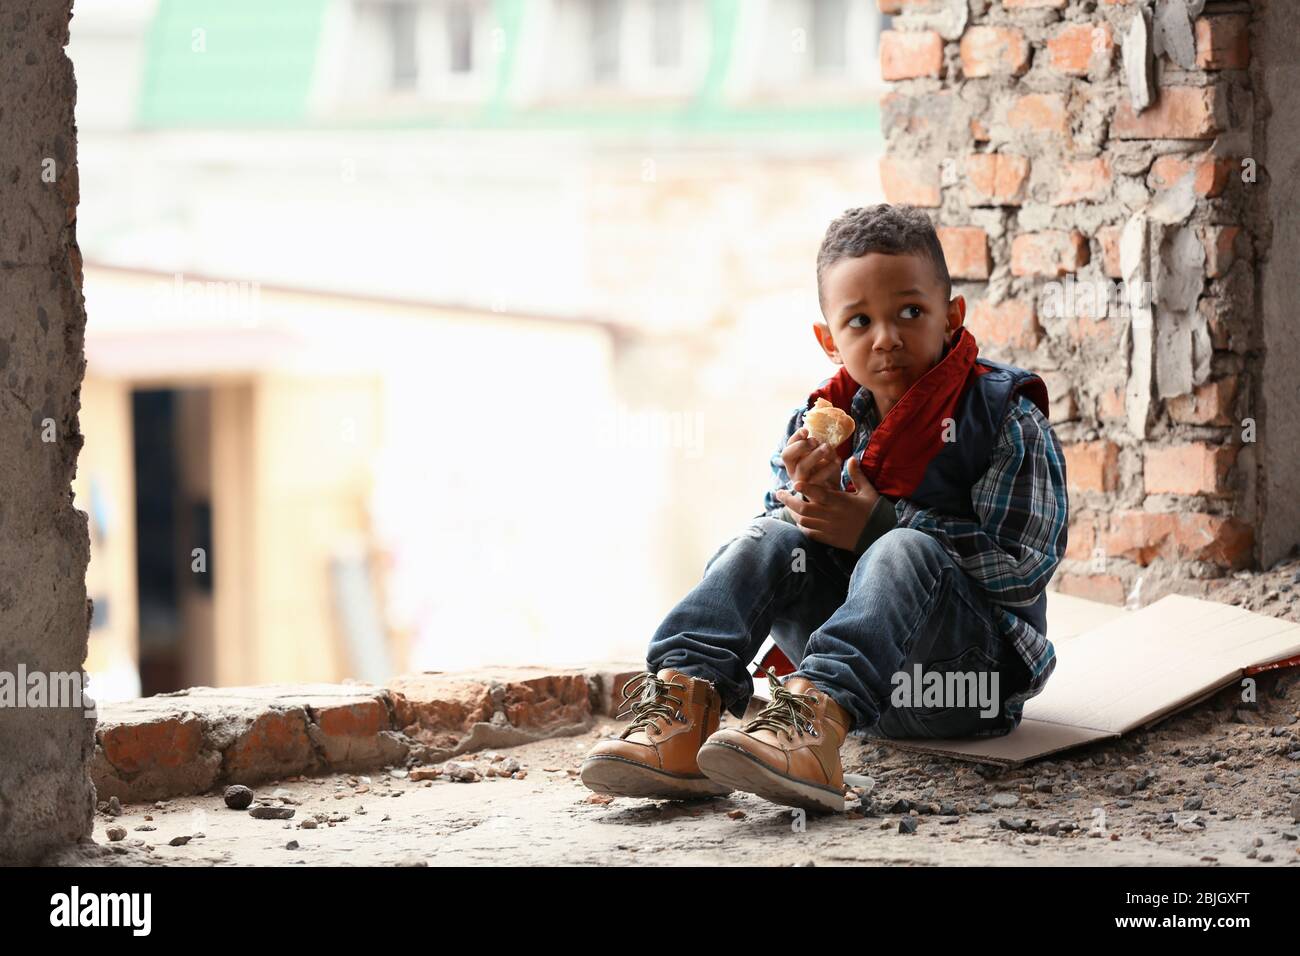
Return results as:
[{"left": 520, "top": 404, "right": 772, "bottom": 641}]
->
[
  {"left": 878, "top": 0, "right": 1273, "bottom": 605},
  {"left": 0, "top": 0, "right": 93, "bottom": 863},
  {"left": 1255, "top": 1, "right": 1300, "bottom": 569}
]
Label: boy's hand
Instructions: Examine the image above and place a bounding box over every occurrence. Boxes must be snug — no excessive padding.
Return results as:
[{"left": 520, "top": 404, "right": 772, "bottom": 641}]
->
[
  {"left": 780, "top": 426, "right": 842, "bottom": 490},
  {"left": 775, "top": 457, "right": 881, "bottom": 551}
]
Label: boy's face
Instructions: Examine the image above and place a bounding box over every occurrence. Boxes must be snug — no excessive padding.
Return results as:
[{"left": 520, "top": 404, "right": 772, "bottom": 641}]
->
[{"left": 814, "top": 251, "right": 965, "bottom": 410}]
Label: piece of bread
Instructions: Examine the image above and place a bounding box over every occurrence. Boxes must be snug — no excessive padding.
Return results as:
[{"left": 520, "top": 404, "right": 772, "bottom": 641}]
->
[{"left": 803, "top": 398, "right": 855, "bottom": 447}]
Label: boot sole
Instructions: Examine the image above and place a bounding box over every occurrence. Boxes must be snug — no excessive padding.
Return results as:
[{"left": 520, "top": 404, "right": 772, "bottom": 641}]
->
[
  {"left": 696, "top": 741, "right": 845, "bottom": 813},
  {"left": 579, "top": 755, "right": 732, "bottom": 799}
]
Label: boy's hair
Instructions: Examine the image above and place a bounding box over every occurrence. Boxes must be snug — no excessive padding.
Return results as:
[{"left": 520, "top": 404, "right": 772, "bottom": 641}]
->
[{"left": 815, "top": 204, "right": 952, "bottom": 312}]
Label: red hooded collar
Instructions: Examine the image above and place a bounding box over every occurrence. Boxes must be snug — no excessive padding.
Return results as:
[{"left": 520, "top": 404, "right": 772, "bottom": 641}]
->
[{"left": 808, "top": 325, "right": 1044, "bottom": 498}]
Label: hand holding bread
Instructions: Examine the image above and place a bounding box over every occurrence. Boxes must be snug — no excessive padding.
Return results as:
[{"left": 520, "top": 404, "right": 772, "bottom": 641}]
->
[{"left": 781, "top": 425, "right": 841, "bottom": 491}]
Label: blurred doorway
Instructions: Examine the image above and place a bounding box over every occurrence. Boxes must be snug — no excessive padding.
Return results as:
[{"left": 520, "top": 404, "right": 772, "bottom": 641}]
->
[{"left": 131, "top": 387, "right": 217, "bottom": 695}]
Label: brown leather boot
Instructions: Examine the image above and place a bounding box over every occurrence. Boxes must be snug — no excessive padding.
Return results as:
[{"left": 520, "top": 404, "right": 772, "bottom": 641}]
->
[
  {"left": 696, "top": 668, "right": 851, "bottom": 812},
  {"left": 580, "top": 668, "right": 732, "bottom": 799}
]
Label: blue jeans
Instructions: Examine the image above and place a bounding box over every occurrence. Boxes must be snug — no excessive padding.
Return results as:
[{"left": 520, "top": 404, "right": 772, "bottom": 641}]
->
[{"left": 646, "top": 517, "right": 1032, "bottom": 739}]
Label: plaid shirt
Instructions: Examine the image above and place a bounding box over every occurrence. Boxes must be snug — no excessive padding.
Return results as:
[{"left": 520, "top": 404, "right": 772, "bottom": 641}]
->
[{"left": 757, "top": 380, "right": 1068, "bottom": 724}]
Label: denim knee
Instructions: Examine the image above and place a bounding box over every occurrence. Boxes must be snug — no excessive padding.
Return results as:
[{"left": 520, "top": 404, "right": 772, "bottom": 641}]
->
[
  {"left": 703, "top": 515, "right": 807, "bottom": 575},
  {"left": 858, "top": 526, "right": 945, "bottom": 574}
]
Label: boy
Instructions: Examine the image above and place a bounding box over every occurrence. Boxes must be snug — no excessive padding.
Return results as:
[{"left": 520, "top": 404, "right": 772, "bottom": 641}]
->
[{"left": 581, "top": 204, "right": 1068, "bottom": 812}]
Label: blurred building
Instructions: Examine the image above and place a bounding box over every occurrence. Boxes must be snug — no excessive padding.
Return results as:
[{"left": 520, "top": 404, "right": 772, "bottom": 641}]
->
[{"left": 68, "top": 0, "right": 888, "bottom": 700}]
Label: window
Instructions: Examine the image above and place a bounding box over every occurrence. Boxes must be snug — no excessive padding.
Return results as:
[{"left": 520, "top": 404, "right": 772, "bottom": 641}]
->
[
  {"left": 590, "top": 0, "right": 623, "bottom": 84},
  {"left": 447, "top": 0, "right": 474, "bottom": 73},
  {"left": 651, "top": 0, "right": 683, "bottom": 70},
  {"left": 810, "top": 0, "right": 847, "bottom": 75},
  {"left": 387, "top": 1, "right": 419, "bottom": 90}
]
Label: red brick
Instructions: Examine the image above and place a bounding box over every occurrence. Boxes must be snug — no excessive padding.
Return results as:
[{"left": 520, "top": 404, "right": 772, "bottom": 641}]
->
[
  {"left": 1113, "top": 86, "right": 1223, "bottom": 139},
  {"left": 1195, "top": 15, "right": 1249, "bottom": 70},
  {"left": 937, "top": 226, "right": 990, "bottom": 280},
  {"left": 1067, "top": 312, "right": 1119, "bottom": 346},
  {"left": 1011, "top": 230, "right": 1089, "bottom": 277},
  {"left": 967, "top": 298, "right": 1042, "bottom": 350},
  {"left": 100, "top": 715, "right": 205, "bottom": 775},
  {"left": 963, "top": 152, "right": 1030, "bottom": 205},
  {"left": 1007, "top": 93, "right": 1069, "bottom": 136},
  {"left": 1098, "top": 384, "right": 1126, "bottom": 421},
  {"left": 1055, "top": 573, "right": 1127, "bottom": 606},
  {"left": 1064, "top": 440, "right": 1120, "bottom": 493},
  {"left": 1199, "top": 225, "right": 1241, "bottom": 278},
  {"left": 222, "top": 709, "right": 316, "bottom": 781},
  {"left": 1148, "top": 152, "right": 1232, "bottom": 197},
  {"left": 1167, "top": 378, "right": 1239, "bottom": 427},
  {"left": 880, "top": 30, "right": 944, "bottom": 81},
  {"left": 1097, "top": 226, "right": 1123, "bottom": 278},
  {"left": 961, "top": 26, "right": 1030, "bottom": 77},
  {"left": 1144, "top": 442, "right": 1237, "bottom": 497},
  {"left": 1064, "top": 512, "right": 1098, "bottom": 561},
  {"left": 1052, "top": 157, "right": 1112, "bottom": 205},
  {"left": 880, "top": 156, "right": 941, "bottom": 206},
  {"left": 1047, "top": 22, "right": 1114, "bottom": 76},
  {"left": 1174, "top": 513, "right": 1253, "bottom": 569},
  {"left": 1104, "top": 511, "right": 1178, "bottom": 566}
]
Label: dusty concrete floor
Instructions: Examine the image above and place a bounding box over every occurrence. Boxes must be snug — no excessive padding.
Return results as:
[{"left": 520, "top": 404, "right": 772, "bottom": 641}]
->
[{"left": 52, "top": 669, "right": 1300, "bottom": 867}]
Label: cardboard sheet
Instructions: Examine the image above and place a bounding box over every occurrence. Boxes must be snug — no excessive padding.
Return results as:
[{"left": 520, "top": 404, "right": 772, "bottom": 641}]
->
[{"left": 751, "top": 592, "right": 1300, "bottom": 767}]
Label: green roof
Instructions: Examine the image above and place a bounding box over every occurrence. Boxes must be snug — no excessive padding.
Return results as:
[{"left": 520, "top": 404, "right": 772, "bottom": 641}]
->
[
  {"left": 135, "top": 0, "right": 879, "bottom": 137},
  {"left": 138, "top": 0, "right": 329, "bottom": 126}
]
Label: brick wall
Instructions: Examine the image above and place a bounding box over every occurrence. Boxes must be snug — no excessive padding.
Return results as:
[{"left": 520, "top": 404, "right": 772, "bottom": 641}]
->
[{"left": 876, "top": 0, "right": 1279, "bottom": 607}]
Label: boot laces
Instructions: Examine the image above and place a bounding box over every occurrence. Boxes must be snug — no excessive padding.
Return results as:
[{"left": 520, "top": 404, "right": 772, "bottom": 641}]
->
[
  {"left": 614, "top": 673, "right": 688, "bottom": 739},
  {"left": 743, "top": 667, "right": 819, "bottom": 741}
]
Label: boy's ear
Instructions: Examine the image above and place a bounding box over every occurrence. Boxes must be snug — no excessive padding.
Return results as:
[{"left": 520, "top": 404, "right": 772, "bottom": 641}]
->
[
  {"left": 812, "top": 321, "right": 842, "bottom": 363},
  {"left": 947, "top": 294, "right": 966, "bottom": 333}
]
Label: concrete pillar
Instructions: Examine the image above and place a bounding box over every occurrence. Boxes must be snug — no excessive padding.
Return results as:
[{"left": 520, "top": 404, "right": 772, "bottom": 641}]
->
[{"left": 0, "top": 0, "right": 93, "bottom": 864}]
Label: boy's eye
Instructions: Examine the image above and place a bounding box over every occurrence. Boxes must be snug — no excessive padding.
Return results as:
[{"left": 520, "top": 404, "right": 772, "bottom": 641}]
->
[
  {"left": 900, "top": 305, "right": 922, "bottom": 319},
  {"left": 848, "top": 314, "right": 869, "bottom": 328}
]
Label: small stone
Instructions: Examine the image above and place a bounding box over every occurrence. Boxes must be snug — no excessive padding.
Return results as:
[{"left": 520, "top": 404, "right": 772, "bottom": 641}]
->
[
  {"left": 106, "top": 797, "right": 122, "bottom": 817},
  {"left": 105, "top": 826, "right": 126, "bottom": 842},
  {"left": 898, "top": 816, "right": 918, "bottom": 834},
  {"left": 586, "top": 793, "right": 615, "bottom": 805},
  {"left": 1105, "top": 773, "right": 1136, "bottom": 796},
  {"left": 168, "top": 836, "right": 191, "bottom": 847},
  {"left": 1183, "top": 794, "right": 1204, "bottom": 811},
  {"left": 248, "top": 804, "right": 295, "bottom": 820},
  {"left": 991, "top": 793, "right": 1020, "bottom": 809},
  {"left": 134, "top": 824, "right": 155, "bottom": 832},
  {"left": 727, "top": 809, "right": 746, "bottom": 820},
  {"left": 1290, "top": 795, "right": 1300, "bottom": 823},
  {"left": 301, "top": 819, "right": 318, "bottom": 829},
  {"left": 286, "top": 840, "right": 300, "bottom": 850},
  {"left": 999, "top": 817, "right": 1032, "bottom": 833},
  {"left": 224, "top": 785, "right": 254, "bottom": 810}
]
